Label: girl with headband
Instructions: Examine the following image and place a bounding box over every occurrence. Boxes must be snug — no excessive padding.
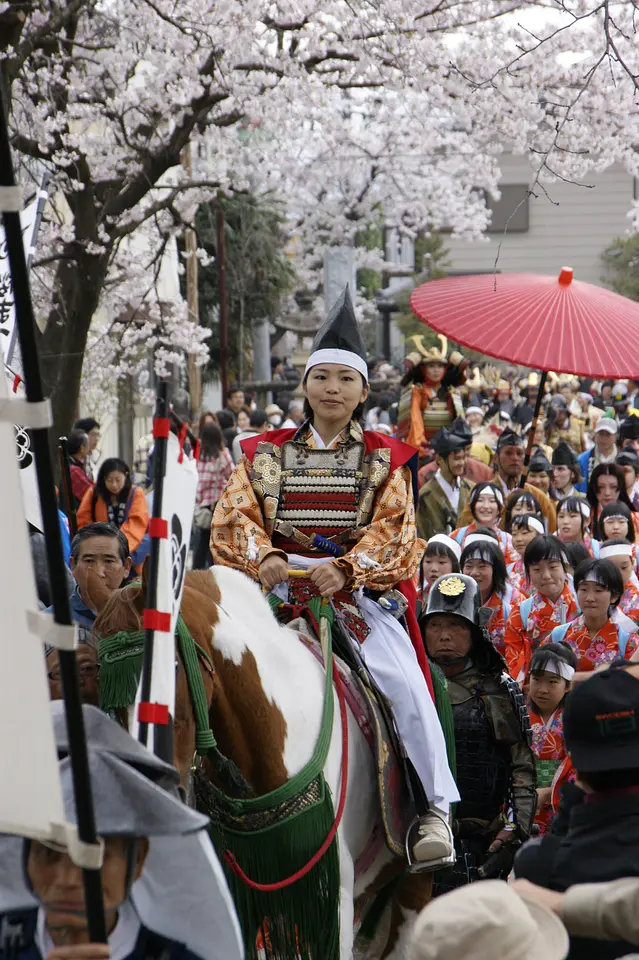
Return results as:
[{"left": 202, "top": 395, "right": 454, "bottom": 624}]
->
[
  {"left": 460, "top": 532, "right": 521, "bottom": 657},
  {"left": 598, "top": 538, "right": 639, "bottom": 624},
  {"left": 597, "top": 500, "right": 639, "bottom": 574},
  {"left": 555, "top": 495, "right": 599, "bottom": 557},
  {"left": 418, "top": 534, "right": 461, "bottom": 612},
  {"left": 527, "top": 642, "right": 578, "bottom": 835},
  {"left": 504, "top": 536, "right": 579, "bottom": 685},
  {"left": 550, "top": 557, "right": 639, "bottom": 676},
  {"left": 509, "top": 514, "right": 545, "bottom": 598},
  {"left": 503, "top": 489, "right": 544, "bottom": 533},
  {"left": 452, "top": 482, "right": 515, "bottom": 568}
]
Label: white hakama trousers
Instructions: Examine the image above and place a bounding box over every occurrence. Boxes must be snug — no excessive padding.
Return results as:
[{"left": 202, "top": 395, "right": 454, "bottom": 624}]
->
[{"left": 274, "top": 558, "right": 459, "bottom": 816}]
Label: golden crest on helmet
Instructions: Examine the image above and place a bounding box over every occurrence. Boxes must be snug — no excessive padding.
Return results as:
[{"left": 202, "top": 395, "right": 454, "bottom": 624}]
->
[{"left": 439, "top": 576, "right": 466, "bottom": 597}]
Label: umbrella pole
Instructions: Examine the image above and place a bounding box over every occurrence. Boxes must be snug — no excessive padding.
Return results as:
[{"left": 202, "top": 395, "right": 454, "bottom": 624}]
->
[
  {"left": 0, "top": 91, "right": 107, "bottom": 941},
  {"left": 520, "top": 370, "right": 548, "bottom": 485},
  {"left": 58, "top": 436, "right": 78, "bottom": 537}
]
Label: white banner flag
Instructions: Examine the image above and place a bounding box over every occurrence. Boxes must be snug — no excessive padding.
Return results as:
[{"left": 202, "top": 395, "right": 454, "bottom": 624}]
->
[
  {"left": 0, "top": 366, "right": 65, "bottom": 840},
  {"left": 134, "top": 432, "right": 198, "bottom": 753},
  {"left": 0, "top": 186, "right": 48, "bottom": 372}
]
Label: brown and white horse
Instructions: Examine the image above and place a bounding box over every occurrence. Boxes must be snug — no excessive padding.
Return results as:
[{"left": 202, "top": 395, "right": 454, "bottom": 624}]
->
[{"left": 94, "top": 565, "right": 432, "bottom": 959}]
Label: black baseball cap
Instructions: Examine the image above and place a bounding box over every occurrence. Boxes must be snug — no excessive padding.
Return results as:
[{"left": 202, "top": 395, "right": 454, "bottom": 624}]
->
[{"left": 564, "top": 667, "right": 639, "bottom": 773}]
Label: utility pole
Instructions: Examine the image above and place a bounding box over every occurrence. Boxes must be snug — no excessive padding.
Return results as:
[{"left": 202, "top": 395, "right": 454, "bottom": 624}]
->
[
  {"left": 217, "top": 204, "right": 229, "bottom": 407},
  {"left": 181, "top": 142, "right": 202, "bottom": 415}
]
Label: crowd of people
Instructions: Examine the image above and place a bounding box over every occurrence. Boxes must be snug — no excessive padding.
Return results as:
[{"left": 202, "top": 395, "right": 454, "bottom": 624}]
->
[{"left": 29, "top": 322, "right": 639, "bottom": 960}]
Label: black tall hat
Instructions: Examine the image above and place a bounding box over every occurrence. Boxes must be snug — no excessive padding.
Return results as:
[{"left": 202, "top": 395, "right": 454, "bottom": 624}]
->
[
  {"left": 620, "top": 416, "right": 639, "bottom": 442},
  {"left": 496, "top": 426, "right": 523, "bottom": 450},
  {"left": 450, "top": 417, "right": 473, "bottom": 445},
  {"left": 305, "top": 285, "right": 368, "bottom": 381},
  {"left": 552, "top": 440, "right": 578, "bottom": 468},
  {"left": 431, "top": 419, "right": 472, "bottom": 456},
  {"left": 528, "top": 450, "right": 552, "bottom": 474}
]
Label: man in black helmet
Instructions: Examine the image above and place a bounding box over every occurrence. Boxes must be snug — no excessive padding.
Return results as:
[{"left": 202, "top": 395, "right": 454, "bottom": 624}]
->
[{"left": 421, "top": 573, "right": 536, "bottom": 892}]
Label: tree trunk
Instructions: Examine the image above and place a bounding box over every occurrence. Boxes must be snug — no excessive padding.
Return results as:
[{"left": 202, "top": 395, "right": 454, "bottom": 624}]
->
[{"left": 38, "top": 247, "right": 110, "bottom": 437}]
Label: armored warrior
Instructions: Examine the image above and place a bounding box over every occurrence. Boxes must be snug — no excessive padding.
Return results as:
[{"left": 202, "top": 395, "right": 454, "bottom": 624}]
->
[
  {"left": 397, "top": 335, "right": 468, "bottom": 461},
  {"left": 421, "top": 573, "right": 536, "bottom": 891},
  {"left": 211, "top": 287, "right": 459, "bottom": 870}
]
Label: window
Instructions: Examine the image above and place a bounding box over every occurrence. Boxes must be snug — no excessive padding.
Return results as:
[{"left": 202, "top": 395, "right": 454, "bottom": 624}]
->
[{"left": 486, "top": 184, "right": 530, "bottom": 233}]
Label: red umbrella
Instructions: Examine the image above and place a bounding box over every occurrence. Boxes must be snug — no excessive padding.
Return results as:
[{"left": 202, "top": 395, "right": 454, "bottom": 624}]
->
[
  {"left": 409, "top": 267, "right": 639, "bottom": 379},
  {"left": 409, "top": 266, "right": 639, "bottom": 479}
]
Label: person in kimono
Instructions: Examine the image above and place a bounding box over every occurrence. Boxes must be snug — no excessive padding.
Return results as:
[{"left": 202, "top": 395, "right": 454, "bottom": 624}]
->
[
  {"left": 211, "top": 286, "right": 459, "bottom": 870},
  {"left": 528, "top": 642, "right": 578, "bottom": 835},
  {"left": 416, "top": 421, "right": 474, "bottom": 541}
]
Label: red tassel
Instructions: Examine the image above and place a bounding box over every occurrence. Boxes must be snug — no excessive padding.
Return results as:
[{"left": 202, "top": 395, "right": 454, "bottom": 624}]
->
[
  {"left": 153, "top": 417, "right": 170, "bottom": 439},
  {"left": 148, "top": 518, "right": 168, "bottom": 539}
]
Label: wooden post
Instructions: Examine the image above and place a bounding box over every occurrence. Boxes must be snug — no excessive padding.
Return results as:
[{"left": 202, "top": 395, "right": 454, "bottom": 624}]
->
[
  {"left": 181, "top": 143, "right": 202, "bottom": 415},
  {"left": 217, "top": 205, "right": 229, "bottom": 407}
]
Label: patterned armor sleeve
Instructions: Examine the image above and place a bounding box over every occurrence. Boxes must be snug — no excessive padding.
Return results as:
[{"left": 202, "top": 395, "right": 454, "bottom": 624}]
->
[
  {"left": 335, "top": 463, "right": 426, "bottom": 591},
  {"left": 210, "top": 457, "right": 287, "bottom": 576}
]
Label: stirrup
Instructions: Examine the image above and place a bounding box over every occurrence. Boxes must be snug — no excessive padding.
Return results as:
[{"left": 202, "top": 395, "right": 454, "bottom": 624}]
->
[{"left": 405, "top": 812, "right": 456, "bottom": 874}]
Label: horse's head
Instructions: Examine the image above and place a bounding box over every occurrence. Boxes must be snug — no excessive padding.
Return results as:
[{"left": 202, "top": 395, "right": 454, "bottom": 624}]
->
[{"left": 93, "top": 580, "right": 145, "bottom": 638}]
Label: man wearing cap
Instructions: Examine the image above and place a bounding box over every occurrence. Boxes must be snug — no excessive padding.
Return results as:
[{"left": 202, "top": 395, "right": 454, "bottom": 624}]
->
[
  {"left": 577, "top": 417, "right": 618, "bottom": 492},
  {"left": 514, "top": 664, "right": 639, "bottom": 959},
  {"left": 457, "top": 428, "right": 557, "bottom": 532},
  {"left": 417, "top": 421, "right": 475, "bottom": 540},
  {"left": 551, "top": 441, "right": 585, "bottom": 501},
  {"left": 397, "top": 334, "right": 468, "bottom": 459},
  {"left": 620, "top": 415, "right": 639, "bottom": 456},
  {"left": 421, "top": 574, "right": 536, "bottom": 892}
]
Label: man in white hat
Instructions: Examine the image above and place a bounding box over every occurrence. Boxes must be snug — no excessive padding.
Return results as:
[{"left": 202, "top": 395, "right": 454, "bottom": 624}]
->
[
  {"left": 408, "top": 880, "right": 569, "bottom": 960},
  {"left": 577, "top": 417, "right": 618, "bottom": 491}
]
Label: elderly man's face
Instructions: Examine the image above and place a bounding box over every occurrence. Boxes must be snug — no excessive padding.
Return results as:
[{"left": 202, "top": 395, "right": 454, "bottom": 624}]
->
[
  {"left": 27, "top": 836, "right": 148, "bottom": 942},
  {"left": 70, "top": 535, "right": 131, "bottom": 607},
  {"left": 47, "top": 646, "right": 100, "bottom": 706},
  {"left": 424, "top": 614, "right": 473, "bottom": 673}
]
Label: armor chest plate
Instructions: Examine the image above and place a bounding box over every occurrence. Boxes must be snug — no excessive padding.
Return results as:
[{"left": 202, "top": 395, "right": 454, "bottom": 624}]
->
[
  {"left": 274, "top": 441, "right": 365, "bottom": 554},
  {"left": 452, "top": 693, "right": 510, "bottom": 823}
]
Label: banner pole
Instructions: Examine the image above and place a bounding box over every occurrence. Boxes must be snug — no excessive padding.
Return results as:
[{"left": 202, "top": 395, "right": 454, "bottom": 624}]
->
[
  {"left": 0, "top": 91, "right": 107, "bottom": 942},
  {"left": 137, "top": 380, "right": 171, "bottom": 762}
]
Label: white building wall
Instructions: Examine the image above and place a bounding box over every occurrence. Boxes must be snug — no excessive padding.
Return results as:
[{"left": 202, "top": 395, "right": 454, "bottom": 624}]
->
[{"left": 444, "top": 156, "right": 634, "bottom": 285}]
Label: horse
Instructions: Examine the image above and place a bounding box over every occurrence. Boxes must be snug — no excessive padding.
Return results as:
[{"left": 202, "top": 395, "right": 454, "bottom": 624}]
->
[{"left": 94, "top": 566, "right": 433, "bottom": 959}]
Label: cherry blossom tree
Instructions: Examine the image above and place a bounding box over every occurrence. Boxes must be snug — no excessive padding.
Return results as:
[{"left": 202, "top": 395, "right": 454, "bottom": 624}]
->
[{"left": 0, "top": 0, "right": 637, "bottom": 431}]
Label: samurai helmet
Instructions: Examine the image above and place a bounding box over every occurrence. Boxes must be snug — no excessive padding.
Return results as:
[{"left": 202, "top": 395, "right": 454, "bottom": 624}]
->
[{"left": 405, "top": 333, "right": 449, "bottom": 364}]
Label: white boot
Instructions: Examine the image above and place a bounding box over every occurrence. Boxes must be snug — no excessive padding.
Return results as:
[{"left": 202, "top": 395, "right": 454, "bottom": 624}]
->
[{"left": 407, "top": 810, "right": 455, "bottom": 871}]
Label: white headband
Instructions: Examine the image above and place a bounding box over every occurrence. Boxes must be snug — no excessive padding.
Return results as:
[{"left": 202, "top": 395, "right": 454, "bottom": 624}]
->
[
  {"left": 583, "top": 570, "right": 606, "bottom": 583},
  {"left": 535, "top": 661, "right": 576, "bottom": 681},
  {"left": 465, "top": 533, "right": 499, "bottom": 548},
  {"left": 475, "top": 487, "right": 504, "bottom": 507},
  {"left": 304, "top": 349, "right": 368, "bottom": 382},
  {"left": 600, "top": 543, "right": 634, "bottom": 559},
  {"left": 427, "top": 534, "right": 462, "bottom": 561},
  {"left": 603, "top": 514, "right": 628, "bottom": 522},
  {"left": 525, "top": 517, "right": 545, "bottom": 535},
  {"left": 466, "top": 406, "right": 484, "bottom": 417},
  {"left": 559, "top": 500, "right": 591, "bottom": 519}
]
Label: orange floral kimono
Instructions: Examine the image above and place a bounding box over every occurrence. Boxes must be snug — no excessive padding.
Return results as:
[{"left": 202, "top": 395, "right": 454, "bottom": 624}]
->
[
  {"left": 551, "top": 615, "right": 639, "bottom": 671},
  {"left": 529, "top": 707, "right": 574, "bottom": 835},
  {"left": 504, "top": 583, "right": 579, "bottom": 684},
  {"left": 619, "top": 578, "right": 639, "bottom": 625},
  {"left": 481, "top": 587, "right": 522, "bottom": 658}
]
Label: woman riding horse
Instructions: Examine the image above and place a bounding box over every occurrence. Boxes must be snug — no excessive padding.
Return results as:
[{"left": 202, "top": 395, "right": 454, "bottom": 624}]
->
[{"left": 210, "top": 285, "right": 459, "bottom": 870}]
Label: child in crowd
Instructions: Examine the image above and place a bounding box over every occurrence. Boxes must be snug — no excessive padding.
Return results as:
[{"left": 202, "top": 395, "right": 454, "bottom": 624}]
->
[
  {"left": 417, "top": 534, "right": 461, "bottom": 615},
  {"left": 555, "top": 496, "right": 599, "bottom": 556},
  {"left": 461, "top": 532, "right": 521, "bottom": 657},
  {"left": 505, "top": 536, "right": 579, "bottom": 684},
  {"left": 598, "top": 539, "right": 639, "bottom": 625},
  {"left": 509, "top": 515, "right": 544, "bottom": 597},
  {"left": 528, "top": 642, "right": 578, "bottom": 835}
]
